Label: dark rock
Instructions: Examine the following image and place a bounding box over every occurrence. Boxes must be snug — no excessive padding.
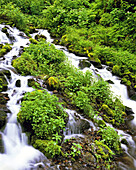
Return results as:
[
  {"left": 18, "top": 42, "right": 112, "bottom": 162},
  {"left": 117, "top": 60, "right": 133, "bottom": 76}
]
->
[
  {"left": 121, "top": 138, "right": 129, "bottom": 146},
  {"left": 125, "top": 106, "right": 134, "bottom": 115},
  {"left": 82, "top": 152, "right": 96, "bottom": 165},
  {"left": 106, "top": 79, "right": 114, "bottom": 84},
  {"left": 0, "top": 133, "right": 4, "bottom": 153},
  {"left": 127, "top": 85, "right": 136, "bottom": 101},
  {"left": 79, "top": 59, "right": 91, "bottom": 69},
  {"left": 19, "top": 47, "right": 24, "bottom": 56},
  {"left": 89, "top": 58, "right": 102, "bottom": 69},
  {"left": 0, "top": 110, "right": 7, "bottom": 129},
  {"left": 0, "top": 93, "right": 9, "bottom": 104},
  {"left": 35, "top": 34, "right": 47, "bottom": 41},
  {"left": 78, "top": 119, "right": 90, "bottom": 133},
  {"left": 0, "top": 69, "right": 11, "bottom": 80},
  {"left": 126, "top": 115, "right": 134, "bottom": 121},
  {"left": 8, "top": 33, "right": 15, "bottom": 42},
  {"left": 15, "top": 79, "right": 21, "bottom": 87}
]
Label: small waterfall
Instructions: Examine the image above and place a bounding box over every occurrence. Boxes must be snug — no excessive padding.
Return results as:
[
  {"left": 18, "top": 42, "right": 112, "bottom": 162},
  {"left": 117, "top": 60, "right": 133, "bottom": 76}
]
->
[
  {"left": 35, "top": 29, "right": 136, "bottom": 169},
  {"left": 0, "top": 24, "right": 47, "bottom": 169}
]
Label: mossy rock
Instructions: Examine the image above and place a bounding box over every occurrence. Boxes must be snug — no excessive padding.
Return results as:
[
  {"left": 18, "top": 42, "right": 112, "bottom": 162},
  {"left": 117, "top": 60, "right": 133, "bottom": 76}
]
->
[
  {"left": 121, "top": 77, "right": 127, "bottom": 84},
  {"left": 112, "top": 65, "right": 120, "bottom": 76},
  {"left": 101, "top": 104, "right": 115, "bottom": 117},
  {"left": 79, "top": 59, "right": 91, "bottom": 69},
  {"left": 0, "top": 110, "right": 7, "bottom": 129},
  {"left": 2, "top": 27, "right": 9, "bottom": 36},
  {"left": 103, "top": 114, "right": 111, "bottom": 123},
  {"left": 97, "top": 119, "right": 106, "bottom": 127},
  {"left": 0, "top": 77, "right": 8, "bottom": 92},
  {"left": 35, "top": 34, "right": 47, "bottom": 41},
  {"left": 33, "top": 139, "right": 62, "bottom": 158},
  {"left": 89, "top": 57, "right": 102, "bottom": 69},
  {"left": 0, "top": 49, "right": 7, "bottom": 58},
  {"left": 29, "top": 38, "right": 38, "bottom": 44},
  {"left": 2, "top": 44, "right": 12, "bottom": 52},
  {"left": 0, "top": 134, "right": 4, "bottom": 153},
  {"left": 106, "top": 61, "right": 113, "bottom": 67}
]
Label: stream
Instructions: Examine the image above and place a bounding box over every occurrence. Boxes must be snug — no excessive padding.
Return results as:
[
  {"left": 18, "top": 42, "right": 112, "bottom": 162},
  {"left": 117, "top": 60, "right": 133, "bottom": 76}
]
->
[{"left": 0, "top": 24, "right": 136, "bottom": 170}]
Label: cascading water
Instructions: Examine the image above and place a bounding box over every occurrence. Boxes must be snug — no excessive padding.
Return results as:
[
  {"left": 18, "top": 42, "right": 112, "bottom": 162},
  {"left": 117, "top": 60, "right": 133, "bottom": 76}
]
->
[
  {"left": 1, "top": 24, "right": 136, "bottom": 169},
  {"left": 35, "top": 29, "right": 136, "bottom": 169},
  {"left": 0, "top": 25, "right": 48, "bottom": 170}
]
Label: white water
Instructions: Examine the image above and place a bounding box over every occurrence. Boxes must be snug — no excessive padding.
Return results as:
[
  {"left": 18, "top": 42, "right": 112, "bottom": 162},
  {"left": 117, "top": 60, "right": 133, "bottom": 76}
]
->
[
  {"left": 1, "top": 25, "right": 136, "bottom": 169},
  {"left": 35, "top": 29, "right": 136, "bottom": 169},
  {"left": 0, "top": 25, "right": 47, "bottom": 170}
]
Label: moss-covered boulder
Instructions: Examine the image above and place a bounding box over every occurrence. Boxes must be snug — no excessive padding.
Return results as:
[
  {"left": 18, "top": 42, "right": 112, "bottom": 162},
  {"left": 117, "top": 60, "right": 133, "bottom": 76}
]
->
[
  {"left": 101, "top": 104, "right": 115, "bottom": 117},
  {"left": 89, "top": 57, "right": 102, "bottom": 69},
  {"left": 33, "top": 139, "right": 62, "bottom": 158},
  {"left": 112, "top": 65, "right": 121, "bottom": 76},
  {"left": 0, "top": 110, "right": 7, "bottom": 129},
  {"left": 0, "top": 134, "right": 4, "bottom": 153}
]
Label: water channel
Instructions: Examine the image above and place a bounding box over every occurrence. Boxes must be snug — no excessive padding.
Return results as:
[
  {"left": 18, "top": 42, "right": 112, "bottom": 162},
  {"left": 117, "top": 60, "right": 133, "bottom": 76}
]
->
[{"left": 0, "top": 24, "right": 136, "bottom": 169}]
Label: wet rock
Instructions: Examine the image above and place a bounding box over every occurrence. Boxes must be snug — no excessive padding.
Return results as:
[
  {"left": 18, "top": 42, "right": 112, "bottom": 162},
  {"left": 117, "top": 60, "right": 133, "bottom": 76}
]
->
[
  {"left": 89, "top": 58, "right": 102, "bottom": 69},
  {"left": 125, "top": 106, "right": 134, "bottom": 115},
  {"left": 35, "top": 34, "right": 47, "bottom": 41},
  {"left": 82, "top": 152, "right": 96, "bottom": 165},
  {"left": 121, "top": 139, "right": 129, "bottom": 146},
  {"left": 0, "top": 74, "right": 8, "bottom": 92},
  {"left": 79, "top": 119, "right": 90, "bottom": 133},
  {"left": 0, "top": 110, "right": 7, "bottom": 129},
  {"left": 19, "top": 46, "right": 24, "bottom": 56},
  {"left": 0, "top": 133, "right": 4, "bottom": 153},
  {"left": 106, "top": 79, "right": 114, "bottom": 84},
  {"left": 127, "top": 85, "right": 136, "bottom": 101},
  {"left": 0, "top": 69, "right": 11, "bottom": 80},
  {"left": 0, "top": 93, "right": 9, "bottom": 104},
  {"left": 15, "top": 79, "right": 21, "bottom": 87},
  {"left": 126, "top": 115, "right": 134, "bottom": 121},
  {"left": 2, "top": 27, "right": 9, "bottom": 36},
  {"left": 79, "top": 59, "right": 91, "bottom": 69}
]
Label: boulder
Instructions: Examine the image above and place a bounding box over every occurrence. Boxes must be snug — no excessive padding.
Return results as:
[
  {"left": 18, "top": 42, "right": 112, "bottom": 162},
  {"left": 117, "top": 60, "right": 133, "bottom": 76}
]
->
[
  {"left": 125, "top": 106, "right": 134, "bottom": 115},
  {"left": 127, "top": 85, "right": 136, "bottom": 101},
  {"left": 79, "top": 59, "right": 91, "bottom": 69}
]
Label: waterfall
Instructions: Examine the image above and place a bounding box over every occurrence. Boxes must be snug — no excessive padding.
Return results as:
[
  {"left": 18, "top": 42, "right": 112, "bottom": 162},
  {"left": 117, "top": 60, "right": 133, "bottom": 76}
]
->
[{"left": 0, "top": 24, "right": 47, "bottom": 170}]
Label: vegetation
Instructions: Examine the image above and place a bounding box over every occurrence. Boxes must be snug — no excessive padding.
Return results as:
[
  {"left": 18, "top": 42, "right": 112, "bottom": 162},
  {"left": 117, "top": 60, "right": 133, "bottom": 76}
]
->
[{"left": 1, "top": 0, "right": 135, "bottom": 167}]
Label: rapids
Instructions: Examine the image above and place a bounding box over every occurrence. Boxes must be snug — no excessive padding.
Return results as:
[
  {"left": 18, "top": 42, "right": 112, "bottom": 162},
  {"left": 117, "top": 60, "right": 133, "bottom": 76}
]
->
[{"left": 0, "top": 24, "right": 136, "bottom": 169}]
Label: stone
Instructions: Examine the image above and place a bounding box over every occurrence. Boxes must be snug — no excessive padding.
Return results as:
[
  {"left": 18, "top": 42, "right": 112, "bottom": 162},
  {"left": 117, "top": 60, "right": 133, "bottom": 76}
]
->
[
  {"left": 15, "top": 79, "right": 21, "bottom": 87},
  {"left": 127, "top": 85, "right": 136, "bottom": 101},
  {"left": 79, "top": 59, "right": 91, "bottom": 69},
  {"left": 125, "top": 106, "right": 134, "bottom": 115},
  {"left": 106, "top": 79, "right": 114, "bottom": 84},
  {"left": 121, "top": 138, "right": 129, "bottom": 146},
  {"left": 0, "top": 110, "right": 7, "bottom": 129},
  {"left": 89, "top": 58, "right": 102, "bottom": 69},
  {"left": 0, "top": 133, "right": 4, "bottom": 153}
]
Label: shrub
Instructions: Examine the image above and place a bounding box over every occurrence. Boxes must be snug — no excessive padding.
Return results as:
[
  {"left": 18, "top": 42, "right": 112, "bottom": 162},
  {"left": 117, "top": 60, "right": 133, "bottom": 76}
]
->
[
  {"left": 98, "top": 126, "right": 121, "bottom": 154},
  {"left": 18, "top": 90, "right": 67, "bottom": 139}
]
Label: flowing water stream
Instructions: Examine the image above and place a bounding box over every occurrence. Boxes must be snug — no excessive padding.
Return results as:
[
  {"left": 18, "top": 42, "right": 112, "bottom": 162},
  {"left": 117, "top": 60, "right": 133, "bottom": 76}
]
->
[
  {"left": 0, "top": 25, "right": 48, "bottom": 170},
  {"left": 0, "top": 25, "right": 136, "bottom": 169}
]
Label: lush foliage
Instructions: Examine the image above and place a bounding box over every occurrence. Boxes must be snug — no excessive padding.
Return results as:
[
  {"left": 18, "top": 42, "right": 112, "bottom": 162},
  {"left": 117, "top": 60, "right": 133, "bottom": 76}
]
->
[
  {"left": 98, "top": 126, "right": 121, "bottom": 154},
  {"left": 14, "top": 41, "right": 126, "bottom": 127},
  {"left": 18, "top": 90, "right": 67, "bottom": 139}
]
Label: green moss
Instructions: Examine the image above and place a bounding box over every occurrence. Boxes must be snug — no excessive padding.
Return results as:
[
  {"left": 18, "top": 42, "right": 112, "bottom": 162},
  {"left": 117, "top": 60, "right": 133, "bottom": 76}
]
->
[
  {"left": 126, "top": 80, "right": 131, "bottom": 86},
  {"left": 29, "top": 38, "right": 38, "bottom": 44},
  {"left": 97, "top": 119, "right": 106, "bottom": 128},
  {"left": 2, "top": 45, "right": 12, "bottom": 52},
  {"left": 33, "top": 139, "right": 62, "bottom": 158},
  {"left": 106, "top": 61, "right": 113, "bottom": 67},
  {"left": 0, "top": 49, "right": 7, "bottom": 57},
  {"left": 101, "top": 104, "right": 115, "bottom": 117},
  {"left": 112, "top": 65, "right": 120, "bottom": 76},
  {"left": 95, "top": 140, "right": 115, "bottom": 160}
]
